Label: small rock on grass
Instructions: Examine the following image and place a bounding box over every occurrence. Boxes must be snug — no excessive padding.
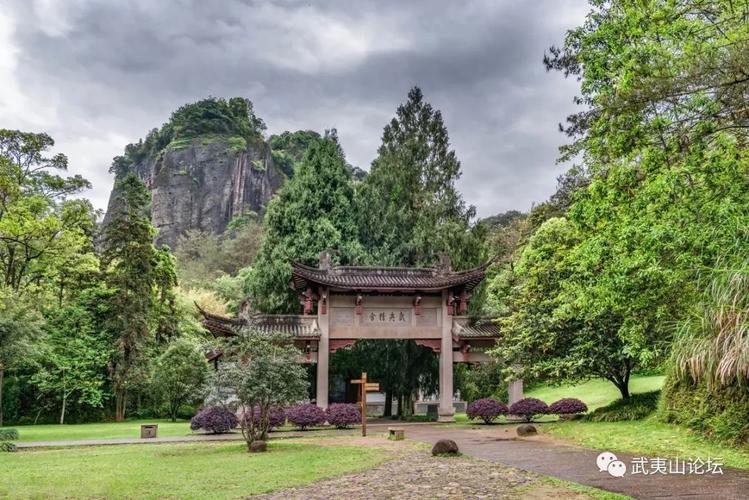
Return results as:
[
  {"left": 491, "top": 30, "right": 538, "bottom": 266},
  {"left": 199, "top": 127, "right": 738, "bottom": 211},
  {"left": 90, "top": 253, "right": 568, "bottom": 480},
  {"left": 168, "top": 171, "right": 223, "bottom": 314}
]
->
[
  {"left": 516, "top": 424, "right": 537, "bottom": 436},
  {"left": 432, "top": 439, "right": 459, "bottom": 456}
]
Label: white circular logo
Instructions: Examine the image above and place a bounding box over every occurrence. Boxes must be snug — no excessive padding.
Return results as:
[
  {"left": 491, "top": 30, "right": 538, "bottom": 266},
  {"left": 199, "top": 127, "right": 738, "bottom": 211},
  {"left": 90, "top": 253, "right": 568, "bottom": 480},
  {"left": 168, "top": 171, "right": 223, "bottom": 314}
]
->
[{"left": 596, "top": 451, "right": 618, "bottom": 472}]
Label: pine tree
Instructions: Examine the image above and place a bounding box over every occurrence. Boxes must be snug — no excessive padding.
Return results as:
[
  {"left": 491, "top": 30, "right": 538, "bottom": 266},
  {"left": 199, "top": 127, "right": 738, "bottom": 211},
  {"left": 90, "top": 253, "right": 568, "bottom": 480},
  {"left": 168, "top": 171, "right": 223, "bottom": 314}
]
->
[
  {"left": 101, "top": 174, "right": 158, "bottom": 421},
  {"left": 358, "top": 87, "right": 484, "bottom": 269},
  {"left": 248, "top": 133, "right": 365, "bottom": 313}
]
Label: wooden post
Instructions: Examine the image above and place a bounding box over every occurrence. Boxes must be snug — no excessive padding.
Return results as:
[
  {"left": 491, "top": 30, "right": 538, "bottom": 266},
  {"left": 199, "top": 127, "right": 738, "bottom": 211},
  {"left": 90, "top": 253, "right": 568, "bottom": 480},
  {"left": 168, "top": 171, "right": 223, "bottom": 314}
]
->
[{"left": 351, "top": 372, "right": 379, "bottom": 437}]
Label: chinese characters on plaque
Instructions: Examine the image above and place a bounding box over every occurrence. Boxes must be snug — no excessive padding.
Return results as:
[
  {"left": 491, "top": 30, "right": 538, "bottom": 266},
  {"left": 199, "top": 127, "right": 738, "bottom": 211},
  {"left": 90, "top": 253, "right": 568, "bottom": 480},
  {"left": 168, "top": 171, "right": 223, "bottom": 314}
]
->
[{"left": 362, "top": 309, "right": 411, "bottom": 326}]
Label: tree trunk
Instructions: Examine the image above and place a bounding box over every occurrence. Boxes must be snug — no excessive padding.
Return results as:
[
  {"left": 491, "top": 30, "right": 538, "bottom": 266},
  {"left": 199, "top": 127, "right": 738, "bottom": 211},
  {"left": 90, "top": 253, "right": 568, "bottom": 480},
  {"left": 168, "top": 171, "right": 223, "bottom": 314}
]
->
[
  {"left": 383, "top": 389, "right": 392, "bottom": 417},
  {"left": 60, "top": 392, "right": 67, "bottom": 425},
  {"left": 0, "top": 366, "right": 4, "bottom": 427},
  {"left": 115, "top": 389, "right": 126, "bottom": 421},
  {"left": 618, "top": 383, "right": 630, "bottom": 400}
]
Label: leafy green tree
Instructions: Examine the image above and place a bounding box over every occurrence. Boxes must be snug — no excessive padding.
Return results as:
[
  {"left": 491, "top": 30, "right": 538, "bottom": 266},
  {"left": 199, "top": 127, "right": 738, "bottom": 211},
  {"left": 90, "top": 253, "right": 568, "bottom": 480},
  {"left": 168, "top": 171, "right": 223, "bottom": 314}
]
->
[
  {"left": 248, "top": 134, "right": 365, "bottom": 313},
  {"left": 153, "top": 246, "right": 179, "bottom": 343},
  {"left": 174, "top": 214, "right": 263, "bottom": 290},
  {"left": 211, "top": 331, "right": 308, "bottom": 451},
  {"left": 0, "top": 130, "right": 94, "bottom": 293},
  {"left": 32, "top": 302, "right": 110, "bottom": 424},
  {"left": 170, "top": 96, "right": 265, "bottom": 142},
  {"left": 0, "top": 293, "right": 42, "bottom": 426},
  {"left": 358, "top": 87, "right": 485, "bottom": 269},
  {"left": 101, "top": 174, "right": 159, "bottom": 421},
  {"left": 454, "top": 361, "right": 507, "bottom": 404},
  {"left": 269, "top": 130, "right": 323, "bottom": 178},
  {"left": 331, "top": 340, "right": 438, "bottom": 417},
  {"left": 152, "top": 339, "right": 208, "bottom": 422},
  {"left": 495, "top": 0, "right": 749, "bottom": 400},
  {"left": 0, "top": 130, "right": 96, "bottom": 425}
]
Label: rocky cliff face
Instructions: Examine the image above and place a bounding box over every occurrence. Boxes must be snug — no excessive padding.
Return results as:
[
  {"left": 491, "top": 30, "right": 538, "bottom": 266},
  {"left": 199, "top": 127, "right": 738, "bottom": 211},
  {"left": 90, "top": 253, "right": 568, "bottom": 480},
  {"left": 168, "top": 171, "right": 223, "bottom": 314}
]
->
[{"left": 105, "top": 137, "right": 284, "bottom": 248}]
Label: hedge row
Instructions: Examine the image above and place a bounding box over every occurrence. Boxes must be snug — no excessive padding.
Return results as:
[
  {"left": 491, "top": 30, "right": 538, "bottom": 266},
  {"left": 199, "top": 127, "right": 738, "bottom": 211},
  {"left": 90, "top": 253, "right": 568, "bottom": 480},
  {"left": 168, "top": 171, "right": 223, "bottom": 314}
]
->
[
  {"left": 190, "top": 403, "right": 362, "bottom": 433},
  {"left": 467, "top": 397, "right": 588, "bottom": 424}
]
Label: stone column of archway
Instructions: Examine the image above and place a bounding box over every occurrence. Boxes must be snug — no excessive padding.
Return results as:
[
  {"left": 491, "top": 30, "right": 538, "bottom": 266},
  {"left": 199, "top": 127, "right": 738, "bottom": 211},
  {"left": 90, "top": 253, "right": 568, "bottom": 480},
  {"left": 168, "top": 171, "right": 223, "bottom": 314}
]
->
[
  {"left": 438, "top": 290, "right": 455, "bottom": 422},
  {"left": 316, "top": 286, "right": 330, "bottom": 409}
]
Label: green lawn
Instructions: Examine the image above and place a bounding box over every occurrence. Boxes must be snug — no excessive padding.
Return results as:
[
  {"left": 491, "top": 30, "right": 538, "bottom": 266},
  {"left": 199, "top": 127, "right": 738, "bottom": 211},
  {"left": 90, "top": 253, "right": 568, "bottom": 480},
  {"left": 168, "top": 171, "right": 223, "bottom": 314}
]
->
[
  {"left": 0, "top": 439, "right": 387, "bottom": 499},
  {"left": 526, "top": 375, "right": 665, "bottom": 410},
  {"left": 543, "top": 418, "right": 749, "bottom": 470},
  {"left": 2, "top": 419, "right": 193, "bottom": 442}
]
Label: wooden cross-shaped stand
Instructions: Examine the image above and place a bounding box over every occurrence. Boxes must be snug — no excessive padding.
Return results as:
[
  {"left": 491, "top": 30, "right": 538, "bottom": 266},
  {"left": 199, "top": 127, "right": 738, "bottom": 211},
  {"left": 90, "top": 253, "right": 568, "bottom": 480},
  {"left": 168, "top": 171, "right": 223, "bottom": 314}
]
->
[{"left": 350, "top": 372, "right": 379, "bottom": 436}]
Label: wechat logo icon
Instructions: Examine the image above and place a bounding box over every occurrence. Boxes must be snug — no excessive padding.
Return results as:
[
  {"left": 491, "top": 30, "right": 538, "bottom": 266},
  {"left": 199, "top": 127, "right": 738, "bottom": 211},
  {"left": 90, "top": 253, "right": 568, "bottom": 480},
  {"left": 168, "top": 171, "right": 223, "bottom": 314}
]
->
[{"left": 597, "top": 451, "right": 626, "bottom": 477}]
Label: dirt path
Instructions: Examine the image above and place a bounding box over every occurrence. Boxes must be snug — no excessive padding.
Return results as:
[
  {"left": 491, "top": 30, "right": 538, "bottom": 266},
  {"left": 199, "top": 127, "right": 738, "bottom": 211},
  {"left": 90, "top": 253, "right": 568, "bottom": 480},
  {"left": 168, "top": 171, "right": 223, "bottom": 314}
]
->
[
  {"left": 405, "top": 424, "right": 749, "bottom": 499},
  {"left": 254, "top": 447, "right": 592, "bottom": 499}
]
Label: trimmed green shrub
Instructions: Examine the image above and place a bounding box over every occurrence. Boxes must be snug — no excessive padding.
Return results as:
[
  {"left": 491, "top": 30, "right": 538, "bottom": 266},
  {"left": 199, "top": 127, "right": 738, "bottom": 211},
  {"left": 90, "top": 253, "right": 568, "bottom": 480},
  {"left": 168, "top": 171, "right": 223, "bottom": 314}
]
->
[
  {"left": 659, "top": 376, "right": 749, "bottom": 445},
  {"left": 0, "top": 428, "right": 18, "bottom": 452},
  {"left": 587, "top": 391, "right": 660, "bottom": 422}
]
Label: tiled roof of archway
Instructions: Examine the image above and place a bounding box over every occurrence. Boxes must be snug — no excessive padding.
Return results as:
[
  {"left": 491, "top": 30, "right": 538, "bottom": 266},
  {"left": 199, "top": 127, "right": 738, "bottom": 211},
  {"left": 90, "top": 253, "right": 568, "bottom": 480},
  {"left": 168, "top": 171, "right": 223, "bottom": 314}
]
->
[
  {"left": 197, "top": 306, "right": 320, "bottom": 339},
  {"left": 290, "top": 261, "right": 490, "bottom": 292},
  {"left": 451, "top": 317, "right": 501, "bottom": 339}
]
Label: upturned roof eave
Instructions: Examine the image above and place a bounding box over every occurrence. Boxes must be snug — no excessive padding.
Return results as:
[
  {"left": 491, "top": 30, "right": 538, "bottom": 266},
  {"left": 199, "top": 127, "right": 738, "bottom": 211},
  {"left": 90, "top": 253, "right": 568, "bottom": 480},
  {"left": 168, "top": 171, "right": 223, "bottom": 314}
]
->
[{"left": 290, "top": 261, "right": 490, "bottom": 292}]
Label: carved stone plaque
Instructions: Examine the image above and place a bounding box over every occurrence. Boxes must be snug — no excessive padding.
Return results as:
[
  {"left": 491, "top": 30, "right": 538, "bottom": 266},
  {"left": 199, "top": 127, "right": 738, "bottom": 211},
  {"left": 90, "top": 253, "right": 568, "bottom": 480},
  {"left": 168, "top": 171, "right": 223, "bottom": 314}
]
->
[{"left": 362, "top": 308, "right": 411, "bottom": 326}]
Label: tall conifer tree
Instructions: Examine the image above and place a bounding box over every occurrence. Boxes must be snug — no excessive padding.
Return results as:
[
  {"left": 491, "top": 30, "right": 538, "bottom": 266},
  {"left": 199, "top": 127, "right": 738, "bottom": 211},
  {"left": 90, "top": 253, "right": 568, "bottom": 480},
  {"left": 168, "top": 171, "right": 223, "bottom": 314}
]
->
[
  {"left": 359, "top": 87, "right": 485, "bottom": 269},
  {"left": 248, "top": 133, "right": 364, "bottom": 313},
  {"left": 101, "top": 174, "right": 159, "bottom": 421}
]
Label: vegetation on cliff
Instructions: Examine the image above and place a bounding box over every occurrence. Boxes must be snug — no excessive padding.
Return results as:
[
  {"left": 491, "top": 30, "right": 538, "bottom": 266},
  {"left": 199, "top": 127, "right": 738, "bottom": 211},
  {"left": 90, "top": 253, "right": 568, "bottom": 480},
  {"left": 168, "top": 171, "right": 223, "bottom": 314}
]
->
[{"left": 109, "top": 97, "right": 267, "bottom": 177}]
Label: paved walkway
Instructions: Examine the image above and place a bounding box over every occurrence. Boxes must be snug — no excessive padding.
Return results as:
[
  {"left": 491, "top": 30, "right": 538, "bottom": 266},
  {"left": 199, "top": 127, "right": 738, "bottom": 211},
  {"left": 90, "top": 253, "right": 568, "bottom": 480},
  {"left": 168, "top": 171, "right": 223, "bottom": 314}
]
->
[{"left": 406, "top": 425, "right": 749, "bottom": 500}]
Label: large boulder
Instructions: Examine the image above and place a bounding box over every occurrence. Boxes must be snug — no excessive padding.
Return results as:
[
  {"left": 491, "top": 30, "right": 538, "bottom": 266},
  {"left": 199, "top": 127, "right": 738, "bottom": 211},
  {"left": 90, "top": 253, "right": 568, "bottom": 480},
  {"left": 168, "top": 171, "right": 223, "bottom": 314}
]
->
[{"left": 431, "top": 439, "right": 459, "bottom": 456}]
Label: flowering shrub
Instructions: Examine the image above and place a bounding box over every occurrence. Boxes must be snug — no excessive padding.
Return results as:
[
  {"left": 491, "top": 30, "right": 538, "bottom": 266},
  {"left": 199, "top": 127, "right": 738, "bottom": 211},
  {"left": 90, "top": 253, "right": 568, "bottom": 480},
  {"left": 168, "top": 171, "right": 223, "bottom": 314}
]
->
[
  {"left": 466, "top": 398, "right": 508, "bottom": 424},
  {"left": 509, "top": 398, "right": 549, "bottom": 422},
  {"left": 286, "top": 403, "right": 326, "bottom": 430},
  {"left": 190, "top": 406, "right": 238, "bottom": 434},
  {"left": 240, "top": 406, "right": 287, "bottom": 430},
  {"left": 326, "top": 403, "right": 361, "bottom": 429},
  {"left": 549, "top": 398, "right": 588, "bottom": 416}
]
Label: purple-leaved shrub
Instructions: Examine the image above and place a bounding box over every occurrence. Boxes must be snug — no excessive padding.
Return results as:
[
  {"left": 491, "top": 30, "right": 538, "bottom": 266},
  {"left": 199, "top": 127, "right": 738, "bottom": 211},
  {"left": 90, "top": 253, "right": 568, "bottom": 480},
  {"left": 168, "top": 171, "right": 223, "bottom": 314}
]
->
[
  {"left": 239, "top": 406, "right": 287, "bottom": 430},
  {"left": 190, "top": 406, "right": 238, "bottom": 434},
  {"left": 509, "top": 398, "right": 549, "bottom": 422},
  {"left": 549, "top": 398, "right": 588, "bottom": 416},
  {"left": 466, "top": 398, "right": 508, "bottom": 424},
  {"left": 325, "top": 403, "right": 361, "bottom": 429},
  {"left": 286, "top": 403, "right": 326, "bottom": 430}
]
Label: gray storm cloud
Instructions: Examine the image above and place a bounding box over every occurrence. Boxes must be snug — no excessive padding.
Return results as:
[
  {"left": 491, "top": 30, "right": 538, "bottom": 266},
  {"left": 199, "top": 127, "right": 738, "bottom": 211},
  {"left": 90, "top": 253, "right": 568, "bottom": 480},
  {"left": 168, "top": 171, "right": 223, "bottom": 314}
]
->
[{"left": 1, "top": 0, "right": 588, "bottom": 216}]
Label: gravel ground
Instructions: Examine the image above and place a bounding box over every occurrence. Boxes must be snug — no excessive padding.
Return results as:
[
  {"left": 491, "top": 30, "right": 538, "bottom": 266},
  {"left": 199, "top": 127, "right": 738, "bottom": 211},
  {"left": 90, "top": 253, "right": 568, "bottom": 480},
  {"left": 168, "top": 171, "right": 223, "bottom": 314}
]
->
[{"left": 253, "top": 445, "right": 591, "bottom": 499}]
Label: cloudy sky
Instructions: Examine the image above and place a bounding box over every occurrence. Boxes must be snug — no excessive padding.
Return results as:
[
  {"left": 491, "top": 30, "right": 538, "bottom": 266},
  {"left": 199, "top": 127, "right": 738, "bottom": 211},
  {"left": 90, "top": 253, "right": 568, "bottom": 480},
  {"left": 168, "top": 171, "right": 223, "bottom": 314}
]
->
[{"left": 1, "top": 0, "right": 588, "bottom": 218}]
